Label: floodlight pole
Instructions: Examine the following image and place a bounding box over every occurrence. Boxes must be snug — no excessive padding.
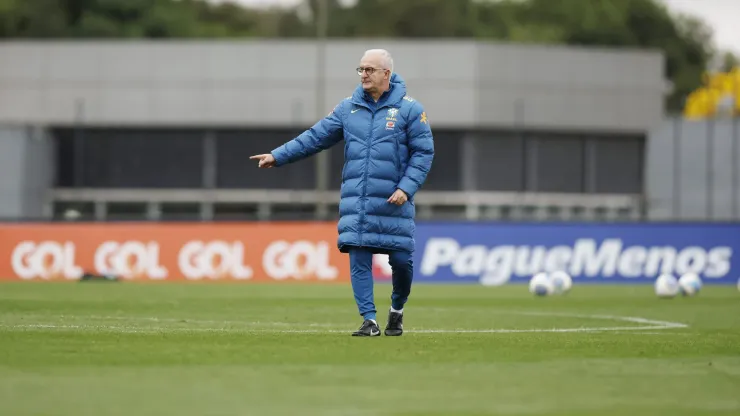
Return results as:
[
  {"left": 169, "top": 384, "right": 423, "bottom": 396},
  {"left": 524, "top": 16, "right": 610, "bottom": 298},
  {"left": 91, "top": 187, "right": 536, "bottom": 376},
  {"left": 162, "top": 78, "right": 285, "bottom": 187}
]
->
[{"left": 315, "top": 0, "right": 330, "bottom": 220}]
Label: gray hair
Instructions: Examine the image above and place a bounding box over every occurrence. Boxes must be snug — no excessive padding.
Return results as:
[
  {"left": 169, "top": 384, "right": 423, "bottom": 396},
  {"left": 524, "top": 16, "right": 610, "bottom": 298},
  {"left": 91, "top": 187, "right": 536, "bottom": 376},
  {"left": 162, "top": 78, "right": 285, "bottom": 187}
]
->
[{"left": 363, "top": 49, "right": 394, "bottom": 73}]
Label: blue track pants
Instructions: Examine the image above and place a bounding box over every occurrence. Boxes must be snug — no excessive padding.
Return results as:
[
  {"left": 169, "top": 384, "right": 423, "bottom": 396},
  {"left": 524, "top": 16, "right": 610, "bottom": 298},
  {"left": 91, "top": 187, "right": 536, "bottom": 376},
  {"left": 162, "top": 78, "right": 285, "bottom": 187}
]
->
[{"left": 348, "top": 247, "right": 413, "bottom": 321}]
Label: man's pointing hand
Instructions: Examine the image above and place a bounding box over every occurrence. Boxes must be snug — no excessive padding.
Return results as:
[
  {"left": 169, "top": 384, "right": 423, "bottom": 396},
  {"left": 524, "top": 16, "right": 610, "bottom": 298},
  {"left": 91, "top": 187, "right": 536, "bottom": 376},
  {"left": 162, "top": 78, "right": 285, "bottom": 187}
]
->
[{"left": 250, "top": 154, "right": 276, "bottom": 168}]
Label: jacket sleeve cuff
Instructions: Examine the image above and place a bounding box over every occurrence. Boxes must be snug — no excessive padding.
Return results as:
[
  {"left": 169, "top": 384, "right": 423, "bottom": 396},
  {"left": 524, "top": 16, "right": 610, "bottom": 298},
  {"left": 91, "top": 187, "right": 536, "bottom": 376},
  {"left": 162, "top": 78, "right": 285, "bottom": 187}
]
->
[
  {"left": 271, "top": 148, "right": 286, "bottom": 167},
  {"left": 397, "top": 177, "right": 418, "bottom": 198}
]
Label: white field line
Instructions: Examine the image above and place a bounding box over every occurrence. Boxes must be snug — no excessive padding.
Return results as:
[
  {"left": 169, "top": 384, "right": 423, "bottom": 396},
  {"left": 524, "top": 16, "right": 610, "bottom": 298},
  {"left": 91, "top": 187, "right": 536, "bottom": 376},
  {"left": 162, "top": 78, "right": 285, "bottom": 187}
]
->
[{"left": 0, "top": 312, "right": 688, "bottom": 334}]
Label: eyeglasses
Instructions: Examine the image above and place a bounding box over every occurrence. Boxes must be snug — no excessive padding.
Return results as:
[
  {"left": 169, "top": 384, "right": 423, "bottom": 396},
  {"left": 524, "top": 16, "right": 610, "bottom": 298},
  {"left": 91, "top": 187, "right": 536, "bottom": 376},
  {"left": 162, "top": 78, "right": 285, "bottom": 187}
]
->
[{"left": 356, "top": 67, "right": 388, "bottom": 76}]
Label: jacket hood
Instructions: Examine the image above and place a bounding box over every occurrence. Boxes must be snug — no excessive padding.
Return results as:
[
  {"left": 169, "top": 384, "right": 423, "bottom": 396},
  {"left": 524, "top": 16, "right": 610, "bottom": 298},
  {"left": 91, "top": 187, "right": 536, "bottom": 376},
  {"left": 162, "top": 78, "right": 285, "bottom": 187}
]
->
[{"left": 352, "top": 72, "right": 407, "bottom": 107}]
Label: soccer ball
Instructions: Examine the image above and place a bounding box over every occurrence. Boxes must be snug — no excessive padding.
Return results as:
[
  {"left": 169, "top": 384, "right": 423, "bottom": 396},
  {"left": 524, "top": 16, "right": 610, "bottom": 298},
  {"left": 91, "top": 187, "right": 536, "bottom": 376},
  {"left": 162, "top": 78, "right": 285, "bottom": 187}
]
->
[
  {"left": 678, "top": 272, "right": 702, "bottom": 297},
  {"left": 529, "top": 272, "right": 553, "bottom": 296},
  {"left": 655, "top": 273, "right": 679, "bottom": 298},
  {"left": 549, "top": 270, "right": 573, "bottom": 295}
]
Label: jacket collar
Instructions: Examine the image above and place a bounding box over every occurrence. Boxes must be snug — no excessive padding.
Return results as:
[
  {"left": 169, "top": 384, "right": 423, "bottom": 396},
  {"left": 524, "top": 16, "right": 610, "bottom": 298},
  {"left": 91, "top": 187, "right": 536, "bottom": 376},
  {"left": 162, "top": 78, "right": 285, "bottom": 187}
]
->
[{"left": 350, "top": 72, "right": 407, "bottom": 111}]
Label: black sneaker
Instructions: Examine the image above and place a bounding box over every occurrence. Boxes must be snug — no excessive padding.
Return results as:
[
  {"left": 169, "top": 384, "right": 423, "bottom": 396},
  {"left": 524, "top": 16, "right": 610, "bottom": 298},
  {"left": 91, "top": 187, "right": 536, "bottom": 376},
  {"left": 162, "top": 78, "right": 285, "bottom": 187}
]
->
[
  {"left": 351, "top": 319, "right": 380, "bottom": 337},
  {"left": 384, "top": 309, "right": 403, "bottom": 336}
]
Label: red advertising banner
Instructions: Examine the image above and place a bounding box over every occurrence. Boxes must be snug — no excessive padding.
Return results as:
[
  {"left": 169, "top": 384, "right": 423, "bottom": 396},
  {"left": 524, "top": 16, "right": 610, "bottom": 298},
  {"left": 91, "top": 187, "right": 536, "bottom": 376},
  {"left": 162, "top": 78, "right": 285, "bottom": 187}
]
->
[{"left": 0, "top": 222, "right": 354, "bottom": 282}]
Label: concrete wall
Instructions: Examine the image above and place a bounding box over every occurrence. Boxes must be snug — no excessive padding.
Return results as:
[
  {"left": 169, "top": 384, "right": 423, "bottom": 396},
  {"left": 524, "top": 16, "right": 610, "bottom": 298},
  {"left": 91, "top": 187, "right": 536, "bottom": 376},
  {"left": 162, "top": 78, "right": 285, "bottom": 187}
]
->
[
  {"left": 0, "top": 126, "right": 55, "bottom": 219},
  {"left": 646, "top": 118, "right": 740, "bottom": 221},
  {"left": 0, "top": 40, "right": 666, "bottom": 132}
]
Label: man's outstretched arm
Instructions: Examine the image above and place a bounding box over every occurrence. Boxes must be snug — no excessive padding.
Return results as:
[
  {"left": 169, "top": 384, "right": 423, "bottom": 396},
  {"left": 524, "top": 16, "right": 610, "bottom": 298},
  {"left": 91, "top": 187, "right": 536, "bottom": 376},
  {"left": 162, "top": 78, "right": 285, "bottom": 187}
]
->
[{"left": 269, "top": 102, "right": 345, "bottom": 167}]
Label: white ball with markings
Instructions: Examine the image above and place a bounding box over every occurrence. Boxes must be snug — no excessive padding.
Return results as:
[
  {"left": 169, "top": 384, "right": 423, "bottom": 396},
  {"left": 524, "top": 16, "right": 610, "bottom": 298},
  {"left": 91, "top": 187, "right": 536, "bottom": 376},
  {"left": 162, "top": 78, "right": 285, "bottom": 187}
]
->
[
  {"left": 529, "top": 272, "right": 553, "bottom": 297},
  {"left": 678, "top": 273, "right": 702, "bottom": 297},
  {"left": 655, "top": 273, "right": 679, "bottom": 298},
  {"left": 549, "top": 271, "right": 572, "bottom": 295}
]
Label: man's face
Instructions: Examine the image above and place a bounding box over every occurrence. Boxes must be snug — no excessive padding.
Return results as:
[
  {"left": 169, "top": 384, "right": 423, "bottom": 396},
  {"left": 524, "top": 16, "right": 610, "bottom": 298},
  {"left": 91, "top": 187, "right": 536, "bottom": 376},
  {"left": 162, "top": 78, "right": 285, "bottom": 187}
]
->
[{"left": 358, "top": 55, "right": 389, "bottom": 92}]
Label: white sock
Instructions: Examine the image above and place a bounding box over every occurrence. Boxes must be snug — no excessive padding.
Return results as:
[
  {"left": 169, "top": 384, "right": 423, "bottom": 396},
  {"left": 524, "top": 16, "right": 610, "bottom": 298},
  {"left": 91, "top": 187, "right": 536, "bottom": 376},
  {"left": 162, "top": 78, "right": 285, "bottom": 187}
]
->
[
  {"left": 390, "top": 306, "right": 403, "bottom": 314},
  {"left": 369, "top": 319, "right": 377, "bottom": 325}
]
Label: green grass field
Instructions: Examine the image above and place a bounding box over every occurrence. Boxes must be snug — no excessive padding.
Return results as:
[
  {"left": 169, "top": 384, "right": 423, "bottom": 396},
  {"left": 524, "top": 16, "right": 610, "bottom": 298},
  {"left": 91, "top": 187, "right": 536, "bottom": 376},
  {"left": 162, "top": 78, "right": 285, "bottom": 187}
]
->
[{"left": 1, "top": 282, "right": 739, "bottom": 416}]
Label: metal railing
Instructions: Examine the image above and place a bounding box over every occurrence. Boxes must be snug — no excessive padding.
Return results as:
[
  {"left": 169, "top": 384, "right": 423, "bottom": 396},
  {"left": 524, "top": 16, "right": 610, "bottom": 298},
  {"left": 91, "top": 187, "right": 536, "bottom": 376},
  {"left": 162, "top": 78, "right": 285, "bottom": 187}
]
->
[{"left": 49, "top": 188, "right": 644, "bottom": 222}]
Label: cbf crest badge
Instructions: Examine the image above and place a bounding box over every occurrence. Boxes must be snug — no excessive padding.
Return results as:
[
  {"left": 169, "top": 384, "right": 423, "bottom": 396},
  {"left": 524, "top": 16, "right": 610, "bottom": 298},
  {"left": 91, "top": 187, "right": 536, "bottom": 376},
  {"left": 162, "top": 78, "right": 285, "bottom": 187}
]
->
[{"left": 386, "top": 108, "right": 399, "bottom": 130}]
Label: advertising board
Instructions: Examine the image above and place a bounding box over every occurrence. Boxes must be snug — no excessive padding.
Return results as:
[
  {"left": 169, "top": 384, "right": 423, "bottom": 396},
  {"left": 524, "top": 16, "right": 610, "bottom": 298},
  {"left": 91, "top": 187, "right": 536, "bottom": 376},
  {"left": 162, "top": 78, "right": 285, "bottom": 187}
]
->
[
  {"left": 0, "top": 222, "right": 348, "bottom": 282},
  {"left": 2, "top": 222, "right": 738, "bottom": 284},
  {"left": 404, "top": 222, "right": 740, "bottom": 285}
]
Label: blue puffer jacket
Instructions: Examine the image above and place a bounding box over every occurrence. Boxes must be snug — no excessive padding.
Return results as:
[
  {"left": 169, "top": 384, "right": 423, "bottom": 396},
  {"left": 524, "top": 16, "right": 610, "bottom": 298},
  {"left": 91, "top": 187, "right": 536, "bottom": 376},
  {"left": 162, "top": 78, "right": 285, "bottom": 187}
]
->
[{"left": 271, "top": 73, "right": 434, "bottom": 254}]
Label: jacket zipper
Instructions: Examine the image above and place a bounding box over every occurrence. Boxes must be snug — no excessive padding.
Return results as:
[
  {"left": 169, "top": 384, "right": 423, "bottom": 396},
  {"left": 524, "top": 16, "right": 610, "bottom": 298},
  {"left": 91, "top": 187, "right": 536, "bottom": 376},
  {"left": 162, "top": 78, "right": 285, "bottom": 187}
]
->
[{"left": 358, "top": 107, "right": 375, "bottom": 246}]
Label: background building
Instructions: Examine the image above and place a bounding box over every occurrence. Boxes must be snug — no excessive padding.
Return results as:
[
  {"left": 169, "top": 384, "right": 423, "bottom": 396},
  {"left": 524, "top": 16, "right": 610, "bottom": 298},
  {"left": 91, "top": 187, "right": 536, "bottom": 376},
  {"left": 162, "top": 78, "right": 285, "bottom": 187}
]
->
[{"left": 1, "top": 40, "right": 679, "bottom": 222}]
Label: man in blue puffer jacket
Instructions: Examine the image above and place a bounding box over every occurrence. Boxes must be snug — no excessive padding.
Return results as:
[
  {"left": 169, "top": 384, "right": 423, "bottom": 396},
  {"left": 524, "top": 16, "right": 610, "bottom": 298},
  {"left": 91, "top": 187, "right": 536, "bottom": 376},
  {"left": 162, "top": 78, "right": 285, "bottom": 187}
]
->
[{"left": 250, "top": 49, "right": 434, "bottom": 337}]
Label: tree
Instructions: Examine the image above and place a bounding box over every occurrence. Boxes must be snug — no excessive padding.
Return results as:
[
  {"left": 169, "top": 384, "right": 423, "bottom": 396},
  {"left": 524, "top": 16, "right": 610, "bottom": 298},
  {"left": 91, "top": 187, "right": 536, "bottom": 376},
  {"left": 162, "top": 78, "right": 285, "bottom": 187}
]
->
[
  {"left": 0, "top": 0, "right": 276, "bottom": 38},
  {"left": 719, "top": 51, "right": 740, "bottom": 72}
]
